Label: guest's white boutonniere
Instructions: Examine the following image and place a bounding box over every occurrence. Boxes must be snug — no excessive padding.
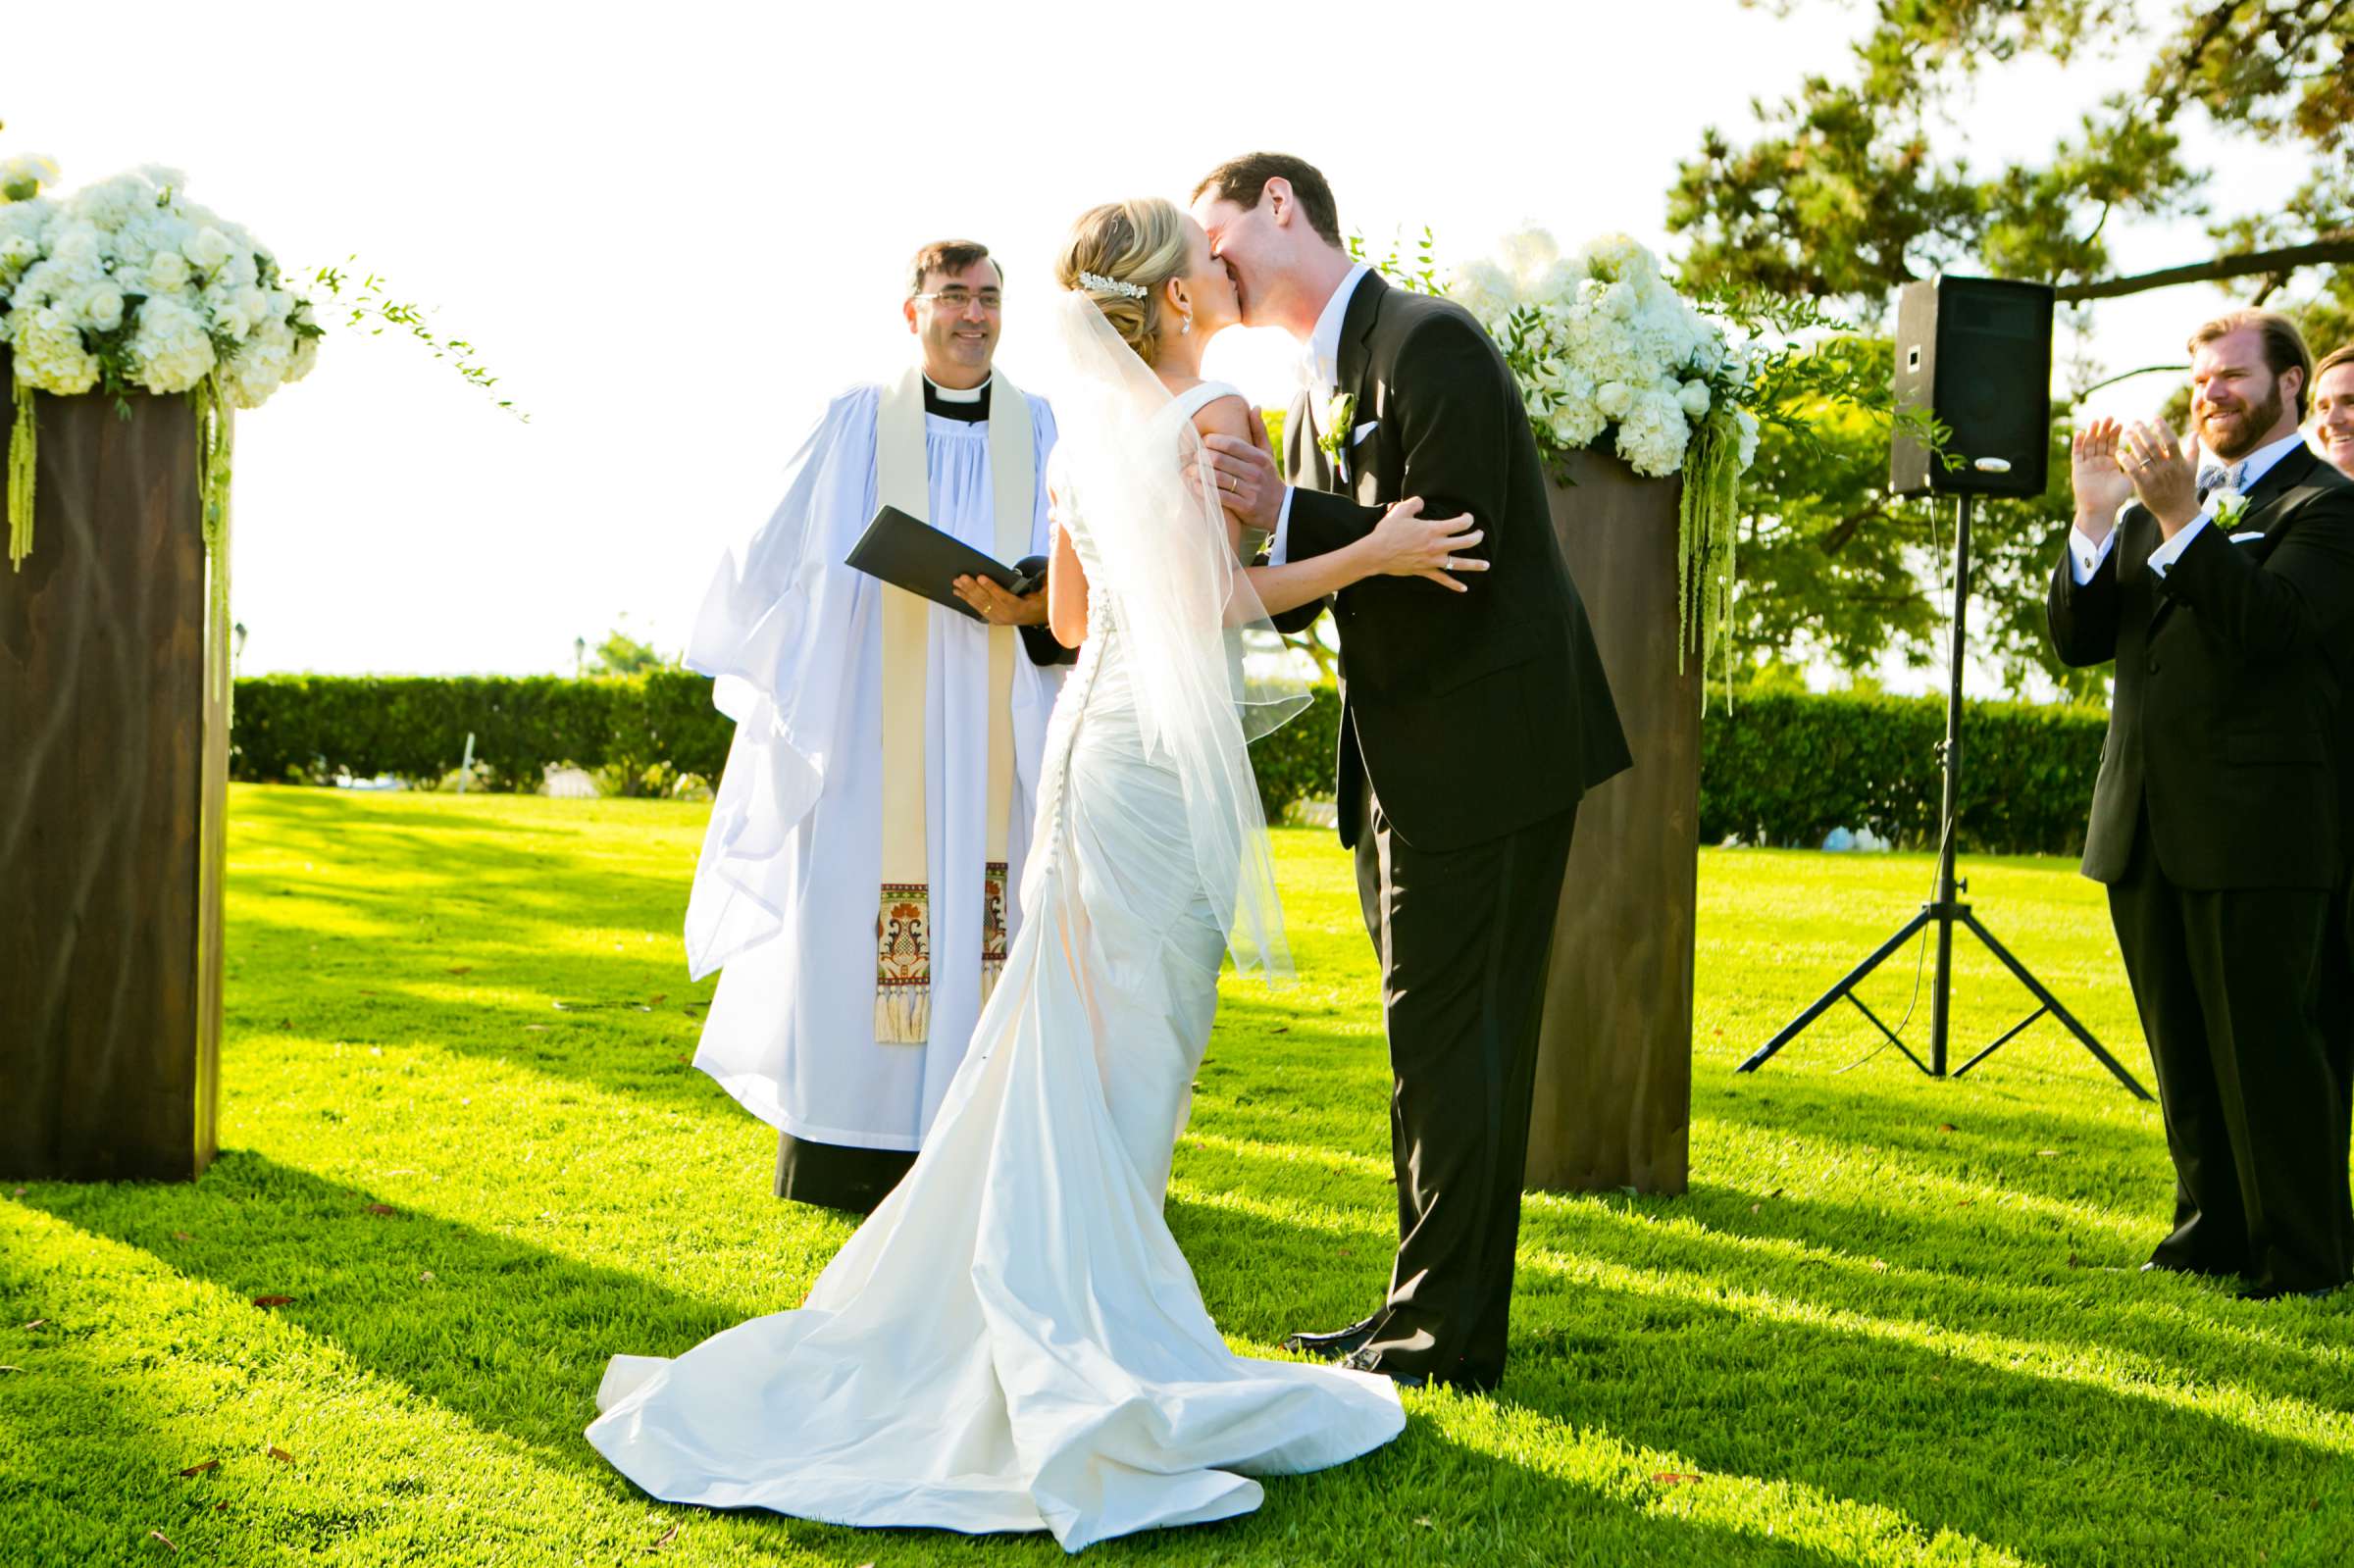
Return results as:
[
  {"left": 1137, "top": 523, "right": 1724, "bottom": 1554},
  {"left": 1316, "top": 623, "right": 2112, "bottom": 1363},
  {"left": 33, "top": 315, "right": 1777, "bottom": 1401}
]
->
[
  {"left": 1316, "top": 390, "right": 1356, "bottom": 462},
  {"left": 2212, "top": 487, "right": 2249, "bottom": 531}
]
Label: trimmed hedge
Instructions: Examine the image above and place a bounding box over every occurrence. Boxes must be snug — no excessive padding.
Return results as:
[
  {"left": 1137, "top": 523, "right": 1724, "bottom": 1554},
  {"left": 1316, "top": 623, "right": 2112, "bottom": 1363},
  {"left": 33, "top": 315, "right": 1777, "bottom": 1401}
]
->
[
  {"left": 1251, "top": 684, "right": 1344, "bottom": 825},
  {"left": 230, "top": 676, "right": 2112, "bottom": 855},
  {"left": 230, "top": 670, "right": 732, "bottom": 792},
  {"left": 1700, "top": 688, "right": 2107, "bottom": 856}
]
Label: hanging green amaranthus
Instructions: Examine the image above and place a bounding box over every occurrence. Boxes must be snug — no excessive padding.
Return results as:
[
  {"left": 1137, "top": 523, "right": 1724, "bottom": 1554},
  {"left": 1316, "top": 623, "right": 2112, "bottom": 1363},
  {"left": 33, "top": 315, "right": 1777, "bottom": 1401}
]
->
[
  {"left": 7, "top": 382, "right": 32, "bottom": 572},
  {"left": 190, "top": 375, "right": 233, "bottom": 707},
  {"left": 1677, "top": 401, "right": 1741, "bottom": 709}
]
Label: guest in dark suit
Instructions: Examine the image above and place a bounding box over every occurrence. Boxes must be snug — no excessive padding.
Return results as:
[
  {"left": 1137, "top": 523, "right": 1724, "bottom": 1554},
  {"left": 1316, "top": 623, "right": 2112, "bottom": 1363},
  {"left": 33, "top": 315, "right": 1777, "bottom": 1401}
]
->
[
  {"left": 1190, "top": 154, "right": 1629, "bottom": 1389},
  {"left": 2048, "top": 308, "right": 2354, "bottom": 1300},
  {"left": 2309, "top": 340, "right": 2354, "bottom": 1228}
]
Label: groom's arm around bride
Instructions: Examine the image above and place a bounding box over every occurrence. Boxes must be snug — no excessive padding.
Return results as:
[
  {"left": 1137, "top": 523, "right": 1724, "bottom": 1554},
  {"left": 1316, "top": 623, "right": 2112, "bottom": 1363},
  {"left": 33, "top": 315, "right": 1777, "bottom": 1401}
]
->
[{"left": 1191, "top": 154, "right": 1627, "bottom": 1391}]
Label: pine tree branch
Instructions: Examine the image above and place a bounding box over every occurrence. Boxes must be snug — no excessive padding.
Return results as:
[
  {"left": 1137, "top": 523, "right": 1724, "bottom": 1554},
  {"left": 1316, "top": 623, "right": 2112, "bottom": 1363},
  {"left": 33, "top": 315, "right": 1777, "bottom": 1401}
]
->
[{"left": 2055, "top": 233, "right": 2354, "bottom": 301}]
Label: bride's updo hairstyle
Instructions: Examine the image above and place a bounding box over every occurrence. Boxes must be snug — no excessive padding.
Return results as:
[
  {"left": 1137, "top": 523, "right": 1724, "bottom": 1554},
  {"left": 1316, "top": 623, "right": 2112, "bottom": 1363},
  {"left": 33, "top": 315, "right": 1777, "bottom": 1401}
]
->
[{"left": 1055, "top": 199, "right": 1191, "bottom": 366}]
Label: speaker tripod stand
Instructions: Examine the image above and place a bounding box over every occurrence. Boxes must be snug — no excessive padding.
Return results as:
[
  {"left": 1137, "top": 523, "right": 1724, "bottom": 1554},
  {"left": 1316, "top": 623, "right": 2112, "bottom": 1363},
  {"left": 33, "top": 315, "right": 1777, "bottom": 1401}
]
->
[{"left": 1737, "top": 492, "right": 2152, "bottom": 1099}]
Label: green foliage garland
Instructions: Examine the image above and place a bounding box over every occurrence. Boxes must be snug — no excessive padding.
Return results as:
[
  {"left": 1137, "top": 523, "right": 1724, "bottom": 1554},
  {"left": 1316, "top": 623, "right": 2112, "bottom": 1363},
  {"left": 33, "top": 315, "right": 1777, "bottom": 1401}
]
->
[
  {"left": 192, "top": 375, "right": 232, "bottom": 704},
  {"left": 1678, "top": 402, "right": 1741, "bottom": 703},
  {"left": 6, "top": 380, "right": 30, "bottom": 570}
]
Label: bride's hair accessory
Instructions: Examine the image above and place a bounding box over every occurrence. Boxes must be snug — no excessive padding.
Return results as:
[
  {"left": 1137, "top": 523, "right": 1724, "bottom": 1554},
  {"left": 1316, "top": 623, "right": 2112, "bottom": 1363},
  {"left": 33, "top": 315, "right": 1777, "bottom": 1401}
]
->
[
  {"left": 1078, "top": 270, "right": 1150, "bottom": 301},
  {"left": 1057, "top": 200, "right": 1192, "bottom": 365}
]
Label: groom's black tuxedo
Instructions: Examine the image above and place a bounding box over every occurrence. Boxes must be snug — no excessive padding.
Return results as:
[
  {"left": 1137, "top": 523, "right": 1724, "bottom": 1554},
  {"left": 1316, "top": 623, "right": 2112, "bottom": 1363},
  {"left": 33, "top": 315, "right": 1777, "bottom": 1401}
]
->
[
  {"left": 1276, "top": 274, "right": 1628, "bottom": 849},
  {"left": 2048, "top": 441, "right": 2354, "bottom": 1296},
  {"left": 1274, "top": 272, "right": 1628, "bottom": 1387}
]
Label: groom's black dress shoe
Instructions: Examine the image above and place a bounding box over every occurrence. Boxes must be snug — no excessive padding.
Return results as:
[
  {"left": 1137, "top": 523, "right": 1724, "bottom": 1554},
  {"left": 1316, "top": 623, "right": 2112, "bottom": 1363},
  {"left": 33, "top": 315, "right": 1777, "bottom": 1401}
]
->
[
  {"left": 1340, "top": 1347, "right": 1426, "bottom": 1388},
  {"left": 1281, "top": 1316, "right": 1382, "bottom": 1361},
  {"left": 2237, "top": 1280, "right": 2341, "bottom": 1302}
]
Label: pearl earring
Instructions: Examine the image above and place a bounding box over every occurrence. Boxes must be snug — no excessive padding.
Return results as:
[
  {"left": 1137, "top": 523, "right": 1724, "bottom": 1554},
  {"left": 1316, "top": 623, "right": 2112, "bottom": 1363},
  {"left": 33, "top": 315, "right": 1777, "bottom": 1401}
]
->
[{"left": 1180, "top": 307, "right": 1194, "bottom": 335}]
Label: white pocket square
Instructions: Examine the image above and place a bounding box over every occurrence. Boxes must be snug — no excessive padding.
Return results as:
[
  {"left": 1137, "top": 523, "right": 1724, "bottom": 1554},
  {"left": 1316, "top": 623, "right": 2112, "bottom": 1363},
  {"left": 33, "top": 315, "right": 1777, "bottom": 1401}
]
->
[
  {"left": 2229, "top": 531, "right": 2263, "bottom": 543},
  {"left": 1350, "top": 420, "right": 1378, "bottom": 445}
]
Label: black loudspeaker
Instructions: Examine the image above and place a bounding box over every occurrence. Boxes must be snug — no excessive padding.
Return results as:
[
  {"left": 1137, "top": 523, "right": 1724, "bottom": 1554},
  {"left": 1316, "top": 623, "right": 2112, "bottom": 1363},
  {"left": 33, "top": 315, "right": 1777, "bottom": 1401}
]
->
[{"left": 1890, "top": 276, "right": 2055, "bottom": 498}]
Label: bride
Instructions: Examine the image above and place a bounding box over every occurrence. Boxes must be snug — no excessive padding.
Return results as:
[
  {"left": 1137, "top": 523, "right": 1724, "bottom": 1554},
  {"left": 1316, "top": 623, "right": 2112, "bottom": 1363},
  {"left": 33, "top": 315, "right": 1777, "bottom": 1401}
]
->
[{"left": 586, "top": 198, "right": 1486, "bottom": 1552}]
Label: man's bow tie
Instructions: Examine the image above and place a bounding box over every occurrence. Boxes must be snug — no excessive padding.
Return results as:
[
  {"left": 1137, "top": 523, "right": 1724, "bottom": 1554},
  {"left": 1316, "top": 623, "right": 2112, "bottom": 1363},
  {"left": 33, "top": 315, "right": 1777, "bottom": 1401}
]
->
[{"left": 2196, "top": 462, "right": 2245, "bottom": 502}]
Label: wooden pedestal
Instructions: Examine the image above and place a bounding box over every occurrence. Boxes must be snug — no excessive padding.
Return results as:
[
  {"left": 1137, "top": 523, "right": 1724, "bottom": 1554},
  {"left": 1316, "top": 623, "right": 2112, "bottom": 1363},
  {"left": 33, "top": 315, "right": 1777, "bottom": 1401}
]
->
[
  {"left": 1524, "top": 450, "right": 1698, "bottom": 1194},
  {"left": 1, "top": 373, "right": 226, "bottom": 1181}
]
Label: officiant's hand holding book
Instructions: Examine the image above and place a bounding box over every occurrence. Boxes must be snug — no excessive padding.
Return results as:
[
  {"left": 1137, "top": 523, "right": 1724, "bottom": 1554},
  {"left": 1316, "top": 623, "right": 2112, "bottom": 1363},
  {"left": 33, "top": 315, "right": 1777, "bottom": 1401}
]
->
[
  {"left": 950, "top": 569, "right": 1049, "bottom": 627},
  {"left": 846, "top": 505, "right": 1044, "bottom": 623}
]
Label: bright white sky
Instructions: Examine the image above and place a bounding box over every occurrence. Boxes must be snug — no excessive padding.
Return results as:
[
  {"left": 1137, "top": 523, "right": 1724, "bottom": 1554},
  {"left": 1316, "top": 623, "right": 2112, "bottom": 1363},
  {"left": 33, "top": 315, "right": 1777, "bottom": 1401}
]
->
[{"left": 7, "top": 1, "right": 2308, "bottom": 678}]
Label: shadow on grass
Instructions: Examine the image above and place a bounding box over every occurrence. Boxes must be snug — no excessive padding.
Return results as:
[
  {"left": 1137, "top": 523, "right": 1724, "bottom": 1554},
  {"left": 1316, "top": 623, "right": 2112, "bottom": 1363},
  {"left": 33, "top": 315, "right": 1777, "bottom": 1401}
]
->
[
  {"left": 1171, "top": 1138, "right": 2351, "bottom": 1567},
  {"left": 18, "top": 1151, "right": 750, "bottom": 1472},
  {"left": 14, "top": 1154, "right": 1878, "bottom": 1568}
]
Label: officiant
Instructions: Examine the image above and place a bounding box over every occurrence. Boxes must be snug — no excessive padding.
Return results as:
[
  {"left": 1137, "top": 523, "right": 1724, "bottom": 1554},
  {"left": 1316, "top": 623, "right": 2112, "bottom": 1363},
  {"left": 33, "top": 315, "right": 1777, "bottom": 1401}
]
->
[{"left": 681, "top": 238, "right": 1069, "bottom": 1212}]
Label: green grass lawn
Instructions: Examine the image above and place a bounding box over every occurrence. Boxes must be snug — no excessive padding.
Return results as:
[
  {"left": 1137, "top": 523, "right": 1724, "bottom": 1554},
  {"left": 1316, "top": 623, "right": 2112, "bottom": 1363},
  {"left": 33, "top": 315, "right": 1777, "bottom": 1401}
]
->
[{"left": 5, "top": 786, "right": 2350, "bottom": 1567}]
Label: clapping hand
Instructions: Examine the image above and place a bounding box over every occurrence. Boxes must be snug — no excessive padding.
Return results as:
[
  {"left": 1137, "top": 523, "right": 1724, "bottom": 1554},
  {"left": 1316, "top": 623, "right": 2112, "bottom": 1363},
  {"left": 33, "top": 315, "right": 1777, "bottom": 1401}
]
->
[
  {"left": 2070, "top": 417, "right": 2136, "bottom": 542},
  {"left": 2116, "top": 419, "right": 2200, "bottom": 535}
]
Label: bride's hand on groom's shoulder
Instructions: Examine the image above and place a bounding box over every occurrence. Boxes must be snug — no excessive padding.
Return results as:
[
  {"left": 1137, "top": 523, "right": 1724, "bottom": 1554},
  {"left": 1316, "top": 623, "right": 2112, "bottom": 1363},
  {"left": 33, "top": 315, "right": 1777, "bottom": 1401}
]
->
[{"left": 1367, "top": 498, "right": 1487, "bottom": 593}]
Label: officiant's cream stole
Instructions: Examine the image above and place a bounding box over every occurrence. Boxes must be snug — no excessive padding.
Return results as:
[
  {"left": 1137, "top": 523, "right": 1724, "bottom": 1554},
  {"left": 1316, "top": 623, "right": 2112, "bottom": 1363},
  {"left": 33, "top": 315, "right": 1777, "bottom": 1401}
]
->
[{"left": 872, "top": 366, "right": 1034, "bottom": 1043}]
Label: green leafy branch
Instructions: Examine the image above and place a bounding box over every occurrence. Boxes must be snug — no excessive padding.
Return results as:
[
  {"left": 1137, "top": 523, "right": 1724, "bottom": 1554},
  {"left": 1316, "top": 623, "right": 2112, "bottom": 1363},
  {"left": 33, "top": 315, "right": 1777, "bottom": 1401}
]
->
[
  {"left": 305, "top": 258, "right": 526, "bottom": 421},
  {"left": 1347, "top": 227, "right": 1445, "bottom": 297},
  {"left": 1684, "top": 279, "right": 1951, "bottom": 470}
]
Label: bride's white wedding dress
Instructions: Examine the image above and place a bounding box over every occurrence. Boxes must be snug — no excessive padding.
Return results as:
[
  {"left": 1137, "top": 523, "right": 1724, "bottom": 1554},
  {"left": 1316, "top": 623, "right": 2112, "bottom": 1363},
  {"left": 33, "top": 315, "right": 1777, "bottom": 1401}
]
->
[{"left": 586, "top": 377, "right": 1405, "bottom": 1552}]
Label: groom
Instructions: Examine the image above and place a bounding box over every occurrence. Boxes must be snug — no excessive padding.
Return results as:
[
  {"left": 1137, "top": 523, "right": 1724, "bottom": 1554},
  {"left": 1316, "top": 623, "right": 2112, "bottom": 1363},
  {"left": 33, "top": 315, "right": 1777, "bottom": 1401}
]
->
[{"left": 1193, "top": 154, "right": 1629, "bottom": 1391}]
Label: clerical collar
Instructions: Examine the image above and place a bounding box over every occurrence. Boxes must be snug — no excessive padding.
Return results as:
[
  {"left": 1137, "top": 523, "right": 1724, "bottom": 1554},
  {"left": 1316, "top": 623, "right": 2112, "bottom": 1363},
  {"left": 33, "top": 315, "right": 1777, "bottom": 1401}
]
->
[{"left": 924, "top": 374, "right": 991, "bottom": 424}]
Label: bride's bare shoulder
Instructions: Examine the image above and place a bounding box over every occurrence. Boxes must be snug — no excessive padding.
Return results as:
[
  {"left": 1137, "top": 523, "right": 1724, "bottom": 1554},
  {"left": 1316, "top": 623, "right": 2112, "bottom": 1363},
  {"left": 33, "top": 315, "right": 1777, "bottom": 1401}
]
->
[{"left": 1186, "top": 389, "right": 1253, "bottom": 442}]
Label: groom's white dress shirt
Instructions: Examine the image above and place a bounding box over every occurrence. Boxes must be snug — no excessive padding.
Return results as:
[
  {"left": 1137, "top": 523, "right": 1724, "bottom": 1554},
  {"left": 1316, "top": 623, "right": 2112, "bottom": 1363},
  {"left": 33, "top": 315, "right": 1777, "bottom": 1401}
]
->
[
  {"left": 2068, "top": 430, "right": 2309, "bottom": 584},
  {"left": 1267, "top": 261, "right": 1373, "bottom": 568}
]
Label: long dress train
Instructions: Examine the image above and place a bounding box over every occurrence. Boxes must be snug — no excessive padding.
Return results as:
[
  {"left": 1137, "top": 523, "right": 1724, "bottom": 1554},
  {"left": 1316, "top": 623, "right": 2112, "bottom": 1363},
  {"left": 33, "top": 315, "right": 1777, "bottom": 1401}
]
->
[{"left": 586, "top": 379, "right": 1405, "bottom": 1552}]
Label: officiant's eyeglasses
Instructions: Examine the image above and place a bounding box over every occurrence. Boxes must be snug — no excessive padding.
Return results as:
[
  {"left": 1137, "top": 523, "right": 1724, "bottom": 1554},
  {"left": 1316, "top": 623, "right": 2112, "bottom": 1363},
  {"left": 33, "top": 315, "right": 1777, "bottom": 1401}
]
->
[{"left": 914, "top": 287, "right": 1003, "bottom": 314}]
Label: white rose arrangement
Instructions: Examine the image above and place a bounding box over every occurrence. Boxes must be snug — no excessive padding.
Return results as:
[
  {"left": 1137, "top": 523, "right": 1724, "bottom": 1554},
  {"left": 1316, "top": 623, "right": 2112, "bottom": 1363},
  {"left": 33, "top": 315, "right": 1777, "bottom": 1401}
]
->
[
  {"left": 4, "top": 153, "right": 514, "bottom": 586},
  {"left": 1446, "top": 228, "right": 1760, "bottom": 481},
  {"left": 2, "top": 163, "right": 326, "bottom": 594},
  {"left": 1440, "top": 228, "right": 1763, "bottom": 694},
  {"left": 0, "top": 165, "right": 322, "bottom": 412}
]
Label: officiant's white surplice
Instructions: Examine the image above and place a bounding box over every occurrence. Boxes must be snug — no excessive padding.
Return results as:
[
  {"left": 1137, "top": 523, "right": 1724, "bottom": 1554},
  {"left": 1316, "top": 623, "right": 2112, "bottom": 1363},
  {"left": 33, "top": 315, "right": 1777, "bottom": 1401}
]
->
[{"left": 685, "top": 381, "right": 1061, "bottom": 1152}]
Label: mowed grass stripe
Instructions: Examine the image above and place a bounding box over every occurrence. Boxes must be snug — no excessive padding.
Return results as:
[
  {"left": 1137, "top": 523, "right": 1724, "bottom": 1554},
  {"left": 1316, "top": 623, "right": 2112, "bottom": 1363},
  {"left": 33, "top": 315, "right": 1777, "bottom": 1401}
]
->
[{"left": 1, "top": 785, "right": 2347, "bottom": 1567}]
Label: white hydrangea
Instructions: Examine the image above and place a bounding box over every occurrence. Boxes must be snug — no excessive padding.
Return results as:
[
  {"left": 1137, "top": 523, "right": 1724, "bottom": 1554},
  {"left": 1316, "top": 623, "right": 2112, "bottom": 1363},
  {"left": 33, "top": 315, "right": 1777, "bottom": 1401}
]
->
[
  {"left": 284, "top": 321, "right": 321, "bottom": 384},
  {"left": 46, "top": 221, "right": 106, "bottom": 281},
  {"left": 224, "top": 317, "right": 296, "bottom": 408},
  {"left": 1446, "top": 227, "right": 1744, "bottom": 477},
  {"left": 1616, "top": 387, "right": 1694, "bottom": 478},
  {"left": 13, "top": 305, "right": 101, "bottom": 393},
  {"left": 129, "top": 295, "right": 217, "bottom": 392},
  {"left": 0, "top": 164, "right": 316, "bottom": 407}
]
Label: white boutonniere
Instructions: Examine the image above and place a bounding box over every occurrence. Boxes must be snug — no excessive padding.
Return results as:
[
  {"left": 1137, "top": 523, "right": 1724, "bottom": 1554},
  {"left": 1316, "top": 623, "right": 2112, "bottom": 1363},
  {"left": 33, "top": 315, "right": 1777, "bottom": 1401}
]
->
[
  {"left": 2212, "top": 487, "right": 2249, "bottom": 531},
  {"left": 1316, "top": 390, "right": 1356, "bottom": 462}
]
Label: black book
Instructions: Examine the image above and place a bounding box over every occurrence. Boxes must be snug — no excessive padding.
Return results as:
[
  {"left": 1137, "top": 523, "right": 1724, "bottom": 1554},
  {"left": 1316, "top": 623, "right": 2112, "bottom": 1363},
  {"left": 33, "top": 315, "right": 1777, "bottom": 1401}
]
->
[{"left": 844, "top": 505, "right": 1040, "bottom": 623}]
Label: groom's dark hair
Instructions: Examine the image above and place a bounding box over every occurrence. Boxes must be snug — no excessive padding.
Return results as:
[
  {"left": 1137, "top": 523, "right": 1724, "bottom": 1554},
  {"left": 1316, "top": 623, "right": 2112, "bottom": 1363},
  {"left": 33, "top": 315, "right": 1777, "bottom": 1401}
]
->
[{"left": 1192, "top": 155, "right": 1343, "bottom": 250}]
